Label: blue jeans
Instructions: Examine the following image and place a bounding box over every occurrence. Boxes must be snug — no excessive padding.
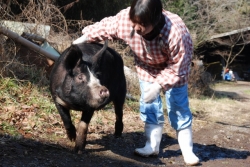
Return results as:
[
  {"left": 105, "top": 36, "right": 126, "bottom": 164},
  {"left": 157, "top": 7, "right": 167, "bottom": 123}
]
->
[{"left": 139, "top": 80, "right": 192, "bottom": 130}]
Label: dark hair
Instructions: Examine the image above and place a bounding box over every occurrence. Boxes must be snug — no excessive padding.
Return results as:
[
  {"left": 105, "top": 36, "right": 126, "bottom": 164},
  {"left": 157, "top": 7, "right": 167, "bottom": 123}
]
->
[{"left": 129, "top": 0, "right": 163, "bottom": 26}]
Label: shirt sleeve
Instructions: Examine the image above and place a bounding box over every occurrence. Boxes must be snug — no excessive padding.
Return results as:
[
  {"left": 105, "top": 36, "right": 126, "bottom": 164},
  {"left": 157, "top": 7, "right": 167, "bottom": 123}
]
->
[
  {"left": 81, "top": 10, "right": 125, "bottom": 42},
  {"left": 156, "top": 33, "right": 192, "bottom": 91}
]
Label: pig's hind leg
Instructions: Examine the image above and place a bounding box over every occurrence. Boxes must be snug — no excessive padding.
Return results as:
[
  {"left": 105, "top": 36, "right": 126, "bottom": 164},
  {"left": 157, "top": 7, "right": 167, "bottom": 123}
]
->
[{"left": 113, "top": 91, "right": 126, "bottom": 137}]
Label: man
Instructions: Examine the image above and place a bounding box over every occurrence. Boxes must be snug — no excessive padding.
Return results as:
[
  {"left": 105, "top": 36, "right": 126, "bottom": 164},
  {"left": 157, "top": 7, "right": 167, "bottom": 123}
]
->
[{"left": 73, "top": 0, "right": 200, "bottom": 165}]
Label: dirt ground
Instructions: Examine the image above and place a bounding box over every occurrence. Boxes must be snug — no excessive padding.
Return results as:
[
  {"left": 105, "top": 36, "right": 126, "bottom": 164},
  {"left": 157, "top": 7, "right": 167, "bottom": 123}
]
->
[{"left": 1, "top": 81, "right": 250, "bottom": 167}]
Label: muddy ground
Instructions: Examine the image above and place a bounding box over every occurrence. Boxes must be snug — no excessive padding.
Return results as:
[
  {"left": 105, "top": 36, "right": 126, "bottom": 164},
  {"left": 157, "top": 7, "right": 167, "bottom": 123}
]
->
[{"left": 0, "top": 81, "right": 250, "bottom": 167}]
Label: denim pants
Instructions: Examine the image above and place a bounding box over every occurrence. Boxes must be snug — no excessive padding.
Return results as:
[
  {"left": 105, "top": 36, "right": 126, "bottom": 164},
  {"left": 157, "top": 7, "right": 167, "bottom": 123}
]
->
[{"left": 139, "top": 80, "right": 192, "bottom": 130}]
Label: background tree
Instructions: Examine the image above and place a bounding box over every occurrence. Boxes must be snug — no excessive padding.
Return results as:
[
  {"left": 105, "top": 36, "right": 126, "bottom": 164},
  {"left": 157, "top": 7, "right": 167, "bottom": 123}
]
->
[{"left": 56, "top": 0, "right": 131, "bottom": 21}]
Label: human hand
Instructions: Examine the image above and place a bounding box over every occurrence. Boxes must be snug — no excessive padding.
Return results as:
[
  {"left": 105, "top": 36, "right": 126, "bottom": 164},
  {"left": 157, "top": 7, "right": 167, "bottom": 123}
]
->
[
  {"left": 72, "top": 34, "right": 89, "bottom": 44},
  {"left": 143, "top": 82, "right": 162, "bottom": 103}
]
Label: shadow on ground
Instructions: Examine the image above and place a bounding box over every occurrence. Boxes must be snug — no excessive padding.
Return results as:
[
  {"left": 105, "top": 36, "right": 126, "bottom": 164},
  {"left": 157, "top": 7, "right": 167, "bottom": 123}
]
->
[{"left": 1, "top": 131, "right": 249, "bottom": 167}]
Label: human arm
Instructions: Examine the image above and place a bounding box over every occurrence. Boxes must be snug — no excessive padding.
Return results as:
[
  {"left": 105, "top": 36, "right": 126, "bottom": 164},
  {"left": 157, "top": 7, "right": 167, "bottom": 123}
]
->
[
  {"left": 72, "top": 15, "right": 118, "bottom": 44},
  {"left": 156, "top": 32, "right": 193, "bottom": 91},
  {"left": 73, "top": 8, "right": 131, "bottom": 44}
]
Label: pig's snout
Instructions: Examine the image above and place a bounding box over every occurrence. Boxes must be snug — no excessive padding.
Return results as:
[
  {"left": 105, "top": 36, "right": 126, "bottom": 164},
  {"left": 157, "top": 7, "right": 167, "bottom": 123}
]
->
[
  {"left": 100, "top": 88, "right": 109, "bottom": 98},
  {"left": 87, "top": 68, "right": 111, "bottom": 108},
  {"left": 88, "top": 86, "right": 110, "bottom": 108}
]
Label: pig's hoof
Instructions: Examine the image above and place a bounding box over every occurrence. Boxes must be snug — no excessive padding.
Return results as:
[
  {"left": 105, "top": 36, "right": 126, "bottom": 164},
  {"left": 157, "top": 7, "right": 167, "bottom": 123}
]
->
[
  {"left": 114, "top": 134, "right": 122, "bottom": 138},
  {"left": 74, "top": 146, "right": 86, "bottom": 154},
  {"left": 67, "top": 134, "right": 76, "bottom": 141},
  {"left": 66, "top": 128, "right": 76, "bottom": 141},
  {"left": 72, "top": 148, "right": 80, "bottom": 154},
  {"left": 74, "top": 148, "right": 86, "bottom": 154},
  {"left": 77, "top": 150, "right": 83, "bottom": 154}
]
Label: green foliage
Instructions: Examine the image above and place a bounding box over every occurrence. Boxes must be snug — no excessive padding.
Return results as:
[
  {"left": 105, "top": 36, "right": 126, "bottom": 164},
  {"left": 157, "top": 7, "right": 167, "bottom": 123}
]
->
[
  {"left": 0, "top": 122, "right": 19, "bottom": 136},
  {"left": 0, "top": 78, "right": 21, "bottom": 105},
  {"left": 243, "top": 89, "right": 250, "bottom": 95},
  {"left": 0, "top": 77, "right": 55, "bottom": 113},
  {"left": 163, "top": 0, "right": 191, "bottom": 16},
  {"left": 162, "top": 0, "right": 198, "bottom": 30},
  {"left": 125, "top": 99, "right": 140, "bottom": 113},
  {"left": 238, "top": 0, "right": 250, "bottom": 15}
]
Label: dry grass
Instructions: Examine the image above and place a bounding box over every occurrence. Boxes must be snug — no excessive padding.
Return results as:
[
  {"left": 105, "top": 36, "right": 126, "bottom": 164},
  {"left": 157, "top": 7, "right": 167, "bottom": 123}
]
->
[{"left": 190, "top": 97, "right": 232, "bottom": 114}]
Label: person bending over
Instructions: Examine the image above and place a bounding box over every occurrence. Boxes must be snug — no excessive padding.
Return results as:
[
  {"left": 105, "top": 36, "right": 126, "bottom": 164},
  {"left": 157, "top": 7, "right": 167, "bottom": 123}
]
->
[{"left": 73, "top": 0, "right": 199, "bottom": 165}]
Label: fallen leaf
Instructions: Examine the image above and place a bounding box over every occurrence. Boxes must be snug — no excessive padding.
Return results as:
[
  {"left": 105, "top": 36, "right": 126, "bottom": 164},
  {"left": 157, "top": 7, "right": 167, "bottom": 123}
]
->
[{"left": 4, "top": 106, "right": 16, "bottom": 112}]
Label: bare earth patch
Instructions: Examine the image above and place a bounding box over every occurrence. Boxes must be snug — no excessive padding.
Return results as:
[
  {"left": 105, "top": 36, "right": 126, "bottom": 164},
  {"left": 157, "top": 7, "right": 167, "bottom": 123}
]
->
[{"left": 1, "top": 81, "right": 250, "bottom": 167}]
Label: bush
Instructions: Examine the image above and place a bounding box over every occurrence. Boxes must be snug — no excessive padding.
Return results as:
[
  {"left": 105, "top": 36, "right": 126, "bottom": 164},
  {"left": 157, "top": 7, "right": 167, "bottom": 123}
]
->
[{"left": 188, "top": 61, "right": 214, "bottom": 97}]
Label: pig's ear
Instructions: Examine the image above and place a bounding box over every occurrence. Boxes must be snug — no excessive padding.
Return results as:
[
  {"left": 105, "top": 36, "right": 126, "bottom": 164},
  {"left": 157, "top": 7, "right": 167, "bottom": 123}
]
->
[
  {"left": 92, "top": 40, "right": 108, "bottom": 70},
  {"left": 63, "top": 45, "right": 82, "bottom": 71}
]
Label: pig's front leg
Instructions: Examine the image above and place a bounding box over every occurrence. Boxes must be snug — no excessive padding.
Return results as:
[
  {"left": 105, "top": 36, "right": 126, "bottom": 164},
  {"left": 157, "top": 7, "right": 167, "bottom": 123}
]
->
[
  {"left": 56, "top": 103, "right": 76, "bottom": 141},
  {"left": 75, "top": 110, "right": 94, "bottom": 154}
]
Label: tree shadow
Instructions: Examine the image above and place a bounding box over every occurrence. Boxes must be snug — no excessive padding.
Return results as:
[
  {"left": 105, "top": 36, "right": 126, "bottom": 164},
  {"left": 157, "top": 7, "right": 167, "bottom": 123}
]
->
[
  {"left": 212, "top": 90, "right": 250, "bottom": 101},
  {"left": 216, "top": 121, "right": 250, "bottom": 129}
]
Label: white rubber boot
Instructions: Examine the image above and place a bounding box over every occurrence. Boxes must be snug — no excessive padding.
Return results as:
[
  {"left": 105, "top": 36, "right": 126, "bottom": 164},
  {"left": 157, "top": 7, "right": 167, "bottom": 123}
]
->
[
  {"left": 177, "top": 126, "right": 199, "bottom": 166},
  {"left": 134, "top": 123, "right": 163, "bottom": 157}
]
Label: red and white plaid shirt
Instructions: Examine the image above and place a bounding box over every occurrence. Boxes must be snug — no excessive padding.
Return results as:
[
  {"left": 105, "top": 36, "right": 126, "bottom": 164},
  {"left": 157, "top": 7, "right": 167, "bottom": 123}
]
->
[{"left": 82, "top": 7, "right": 193, "bottom": 91}]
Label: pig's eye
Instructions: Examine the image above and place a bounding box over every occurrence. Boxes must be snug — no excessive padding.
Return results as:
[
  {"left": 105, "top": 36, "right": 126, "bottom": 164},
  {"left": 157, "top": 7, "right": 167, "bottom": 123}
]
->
[
  {"left": 78, "top": 75, "right": 83, "bottom": 80},
  {"left": 95, "top": 72, "right": 102, "bottom": 78},
  {"left": 76, "top": 74, "right": 86, "bottom": 82}
]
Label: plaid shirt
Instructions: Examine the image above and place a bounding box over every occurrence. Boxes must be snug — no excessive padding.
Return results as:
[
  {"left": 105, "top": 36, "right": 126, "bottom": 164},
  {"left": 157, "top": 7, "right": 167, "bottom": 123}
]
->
[{"left": 82, "top": 7, "right": 193, "bottom": 91}]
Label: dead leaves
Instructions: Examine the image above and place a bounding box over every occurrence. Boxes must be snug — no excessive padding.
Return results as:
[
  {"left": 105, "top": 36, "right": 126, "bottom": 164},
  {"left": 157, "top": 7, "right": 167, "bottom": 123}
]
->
[
  {"left": 0, "top": 103, "right": 65, "bottom": 140},
  {"left": 1, "top": 105, "right": 38, "bottom": 131}
]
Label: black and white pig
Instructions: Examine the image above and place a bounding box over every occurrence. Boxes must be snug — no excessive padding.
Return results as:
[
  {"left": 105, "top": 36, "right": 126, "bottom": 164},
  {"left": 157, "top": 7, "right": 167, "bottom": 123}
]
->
[{"left": 49, "top": 40, "right": 126, "bottom": 153}]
